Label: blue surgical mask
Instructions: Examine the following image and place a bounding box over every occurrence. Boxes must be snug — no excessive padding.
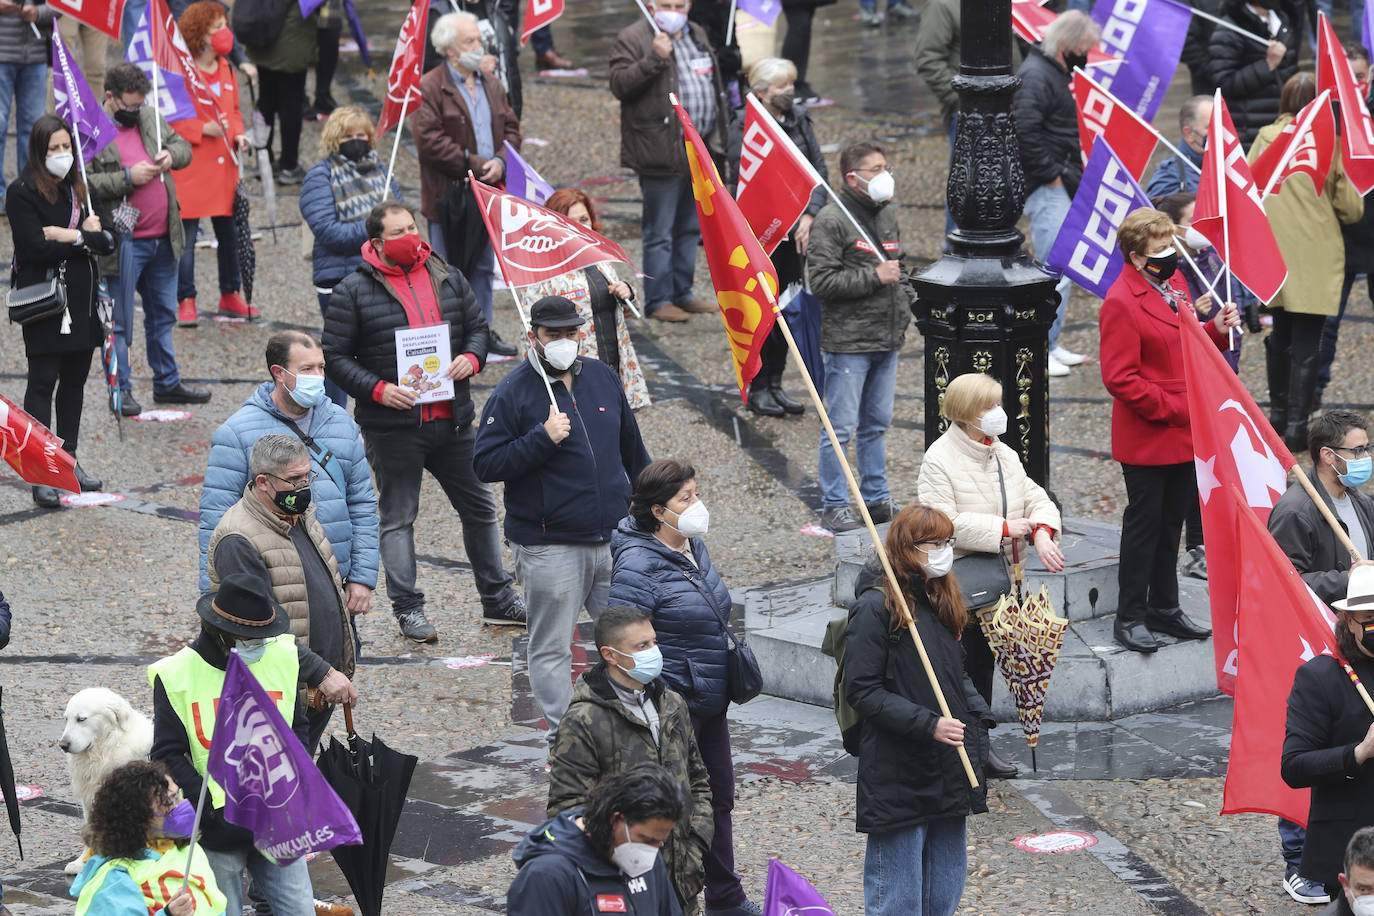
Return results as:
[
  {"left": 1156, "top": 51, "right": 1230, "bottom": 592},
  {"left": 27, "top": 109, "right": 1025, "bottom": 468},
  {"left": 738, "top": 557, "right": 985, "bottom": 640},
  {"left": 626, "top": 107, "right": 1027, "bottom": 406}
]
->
[
  {"left": 237, "top": 639, "right": 268, "bottom": 664},
  {"left": 1340, "top": 455, "right": 1373, "bottom": 488},
  {"left": 284, "top": 369, "right": 327, "bottom": 408},
  {"left": 160, "top": 799, "right": 196, "bottom": 838},
  {"left": 611, "top": 645, "right": 663, "bottom": 684}
]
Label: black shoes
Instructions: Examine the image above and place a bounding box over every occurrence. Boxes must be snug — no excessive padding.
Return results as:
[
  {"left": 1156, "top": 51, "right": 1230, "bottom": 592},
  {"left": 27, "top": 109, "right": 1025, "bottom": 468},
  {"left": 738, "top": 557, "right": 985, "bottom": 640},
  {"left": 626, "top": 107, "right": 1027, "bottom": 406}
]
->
[
  {"left": 747, "top": 384, "right": 785, "bottom": 417},
  {"left": 865, "top": 499, "right": 899, "bottom": 524},
  {"left": 31, "top": 485, "right": 60, "bottom": 508},
  {"left": 482, "top": 595, "right": 529, "bottom": 627},
  {"left": 120, "top": 392, "right": 143, "bottom": 417},
  {"left": 1114, "top": 618, "right": 1159, "bottom": 653},
  {"left": 820, "top": 506, "right": 862, "bottom": 533},
  {"left": 488, "top": 330, "right": 518, "bottom": 357},
  {"left": 276, "top": 165, "right": 305, "bottom": 185},
  {"left": 1144, "top": 606, "right": 1212, "bottom": 640},
  {"left": 770, "top": 383, "right": 805, "bottom": 414},
  {"left": 73, "top": 463, "right": 103, "bottom": 492},
  {"left": 396, "top": 609, "right": 438, "bottom": 643},
  {"left": 985, "top": 748, "right": 1019, "bottom": 779},
  {"left": 154, "top": 384, "right": 212, "bottom": 405}
]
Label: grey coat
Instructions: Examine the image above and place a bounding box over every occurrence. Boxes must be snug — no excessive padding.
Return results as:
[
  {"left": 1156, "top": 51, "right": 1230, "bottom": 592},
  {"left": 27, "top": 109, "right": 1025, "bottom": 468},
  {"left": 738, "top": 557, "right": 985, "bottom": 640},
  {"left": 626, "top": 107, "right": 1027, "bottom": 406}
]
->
[{"left": 0, "top": 5, "right": 54, "bottom": 66}]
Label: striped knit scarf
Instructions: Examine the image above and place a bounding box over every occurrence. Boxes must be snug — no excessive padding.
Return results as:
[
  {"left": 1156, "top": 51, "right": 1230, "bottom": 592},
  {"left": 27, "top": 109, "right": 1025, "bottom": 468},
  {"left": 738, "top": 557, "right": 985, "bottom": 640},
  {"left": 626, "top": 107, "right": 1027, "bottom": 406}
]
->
[{"left": 327, "top": 151, "right": 389, "bottom": 225}]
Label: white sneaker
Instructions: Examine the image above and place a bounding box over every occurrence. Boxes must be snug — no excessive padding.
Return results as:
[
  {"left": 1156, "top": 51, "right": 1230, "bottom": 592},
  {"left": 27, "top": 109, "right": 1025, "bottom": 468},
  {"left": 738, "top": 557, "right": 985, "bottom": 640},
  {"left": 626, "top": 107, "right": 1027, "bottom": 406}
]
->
[
  {"left": 1050, "top": 344, "right": 1087, "bottom": 366},
  {"left": 1047, "top": 354, "right": 1071, "bottom": 377}
]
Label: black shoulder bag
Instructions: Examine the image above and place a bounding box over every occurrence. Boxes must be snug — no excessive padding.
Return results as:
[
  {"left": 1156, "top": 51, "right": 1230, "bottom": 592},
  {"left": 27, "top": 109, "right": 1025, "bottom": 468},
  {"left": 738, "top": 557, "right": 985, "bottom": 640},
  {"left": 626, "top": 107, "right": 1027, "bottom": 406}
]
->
[
  {"left": 7, "top": 261, "right": 67, "bottom": 326},
  {"left": 950, "top": 454, "right": 1014, "bottom": 610}
]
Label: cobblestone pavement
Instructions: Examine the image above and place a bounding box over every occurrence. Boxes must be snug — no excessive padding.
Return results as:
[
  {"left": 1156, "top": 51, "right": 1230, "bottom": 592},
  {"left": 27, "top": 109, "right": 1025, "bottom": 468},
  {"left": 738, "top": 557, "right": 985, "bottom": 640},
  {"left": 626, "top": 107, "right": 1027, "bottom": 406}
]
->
[{"left": 0, "top": 1, "right": 1366, "bottom": 913}]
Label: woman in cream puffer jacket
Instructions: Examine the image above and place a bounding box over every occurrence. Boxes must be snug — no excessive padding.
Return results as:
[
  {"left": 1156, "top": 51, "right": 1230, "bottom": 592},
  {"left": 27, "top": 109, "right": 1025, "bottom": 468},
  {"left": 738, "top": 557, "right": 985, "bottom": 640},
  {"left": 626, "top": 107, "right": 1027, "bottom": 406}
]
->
[{"left": 916, "top": 373, "right": 1064, "bottom": 778}]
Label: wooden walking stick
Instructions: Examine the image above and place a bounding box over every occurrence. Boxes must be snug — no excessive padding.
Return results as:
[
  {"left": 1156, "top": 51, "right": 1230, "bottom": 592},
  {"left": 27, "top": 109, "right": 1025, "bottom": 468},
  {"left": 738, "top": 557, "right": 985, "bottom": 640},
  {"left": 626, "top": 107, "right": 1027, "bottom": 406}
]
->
[{"left": 758, "top": 274, "right": 980, "bottom": 788}]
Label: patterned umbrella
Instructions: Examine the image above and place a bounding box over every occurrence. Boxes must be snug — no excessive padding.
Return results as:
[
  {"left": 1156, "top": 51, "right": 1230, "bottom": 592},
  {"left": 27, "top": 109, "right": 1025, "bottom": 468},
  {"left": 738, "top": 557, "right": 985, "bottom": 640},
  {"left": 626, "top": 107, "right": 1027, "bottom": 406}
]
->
[
  {"left": 975, "top": 540, "right": 1067, "bottom": 771},
  {"left": 233, "top": 180, "right": 257, "bottom": 305},
  {"left": 96, "top": 278, "right": 123, "bottom": 437}
]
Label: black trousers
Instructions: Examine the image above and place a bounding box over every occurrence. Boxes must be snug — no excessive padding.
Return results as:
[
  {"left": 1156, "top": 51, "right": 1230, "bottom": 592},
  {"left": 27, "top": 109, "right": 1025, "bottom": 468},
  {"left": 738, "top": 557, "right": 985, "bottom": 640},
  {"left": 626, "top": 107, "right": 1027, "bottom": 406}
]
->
[
  {"left": 1119, "top": 462, "right": 1195, "bottom": 622},
  {"left": 754, "top": 238, "right": 805, "bottom": 385},
  {"left": 963, "top": 619, "right": 995, "bottom": 705},
  {"left": 24, "top": 349, "right": 93, "bottom": 455},
  {"left": 315, "top": 17, "right": 342, "bottom": 103},
  {"left": 780, "top": 7, "right": 815, "bottom": 84},
  {"left": 256, "top": 67, "right": 307, "bottom": 170}
]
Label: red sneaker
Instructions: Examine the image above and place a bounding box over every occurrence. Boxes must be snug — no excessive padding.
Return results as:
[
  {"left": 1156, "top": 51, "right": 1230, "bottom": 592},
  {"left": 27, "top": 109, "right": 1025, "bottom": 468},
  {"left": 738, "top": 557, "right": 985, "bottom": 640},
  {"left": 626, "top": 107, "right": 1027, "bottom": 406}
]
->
[
  {"left": 177, "top": 297, "right": 198, "bottom": 327},
  {"left": 218, "top": 291, "right": 261, "bottom": 321}
]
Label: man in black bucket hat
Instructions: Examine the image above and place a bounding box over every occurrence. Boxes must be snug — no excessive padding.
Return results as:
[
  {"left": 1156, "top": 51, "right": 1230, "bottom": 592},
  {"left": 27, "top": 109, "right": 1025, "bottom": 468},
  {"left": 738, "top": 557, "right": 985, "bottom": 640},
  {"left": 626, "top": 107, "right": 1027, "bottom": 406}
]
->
[{"left": 148, "top": 572, "right": 328, "bottom": 916}]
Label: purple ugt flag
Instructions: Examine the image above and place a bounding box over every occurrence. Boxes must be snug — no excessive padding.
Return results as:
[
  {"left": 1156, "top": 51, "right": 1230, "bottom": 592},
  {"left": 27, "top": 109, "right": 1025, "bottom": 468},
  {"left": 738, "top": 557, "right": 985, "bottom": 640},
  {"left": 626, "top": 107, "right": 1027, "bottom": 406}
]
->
[
  {"left": 1044, "top": 138, "right": 1153, "bottom": 299},
  {"left": 737, "top": 0, "right": 782, "bottom": 27},
  {"left": 764, "top": 859, "right": 834, "bottom": 915},
  {"left": 341, "top": 0, "right": 372, "bottom": 69},
  {"left": 1364, "top": 1, "right": 1374, "bottom": 68},
  {"left": 504, "top": 140, "right": 554, "bottom": 205},
  {"left": 52, "top": 33, "right": 117, "bottom": 164},
  {"left": 299, "top": 0, "right": 327, "bottom": 16},
  {"left": 205, "top": 651, "right": 361, "bottom": 864},
  {"left": 1091, "top": 0, "right": 1191, "bottom": 122}
]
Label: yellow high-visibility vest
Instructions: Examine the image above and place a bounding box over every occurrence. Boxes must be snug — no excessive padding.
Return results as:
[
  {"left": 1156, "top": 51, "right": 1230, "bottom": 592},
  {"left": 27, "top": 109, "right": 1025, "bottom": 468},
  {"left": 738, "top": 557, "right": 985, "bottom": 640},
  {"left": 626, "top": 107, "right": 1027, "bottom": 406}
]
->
[{"left": 73, "top": 842, "right": 226, "bottom": 915}]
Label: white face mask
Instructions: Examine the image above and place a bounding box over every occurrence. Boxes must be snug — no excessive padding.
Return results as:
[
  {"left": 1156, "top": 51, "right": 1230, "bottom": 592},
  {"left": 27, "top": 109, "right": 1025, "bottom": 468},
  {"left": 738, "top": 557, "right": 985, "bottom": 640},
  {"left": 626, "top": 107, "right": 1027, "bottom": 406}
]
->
[
  {"left": 921, "top": 543, "right": 954, "bottom": 579},
  {"left": 540, "top": 337, "right": 579, "bottom": 371},
  {"left": 457, "top": 49, "right": 485, "bottom": 72},
  {"left": 1183, "top": 226, "right": 1212, "bottom": 250},
  {"left": 45, "top": 153, "right": 74, "bottom": 179},
  {"left": 665, "top": 500, "right": 709, "bottom": 538},
  {"left": 1352, "top": 894, "right": 1374, "bottom": 916},
  {"left": 978, "top": 406, "right": 1008, "bottom": 438},
  {"left": 859, "top": 169, "right": 894, "bottom": 203},
  {"left": 653, "top": 9, "right": 687, "bottom": 33},
  {"left": 610, "top": 822, "right": 659, "bottom": 878}
]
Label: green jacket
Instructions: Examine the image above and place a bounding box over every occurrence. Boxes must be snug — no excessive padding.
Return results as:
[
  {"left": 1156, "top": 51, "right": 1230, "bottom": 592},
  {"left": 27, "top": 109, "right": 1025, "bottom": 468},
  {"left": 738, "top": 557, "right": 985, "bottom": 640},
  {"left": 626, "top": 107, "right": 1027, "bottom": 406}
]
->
[
  {"left": 548, "top": 664, "right": 714, "bottom": 915},
  {"left": 913, "top": 0, "right": 959, "bottom": 130},
  {"left": 806, "top": 184, "right": 914, "bottom": 354},
  {"left": 246, "top": 2, "right": 319, "bottom": 73},
  {"left": 87, "top": 106, "right": 194, "bottom": 276}
]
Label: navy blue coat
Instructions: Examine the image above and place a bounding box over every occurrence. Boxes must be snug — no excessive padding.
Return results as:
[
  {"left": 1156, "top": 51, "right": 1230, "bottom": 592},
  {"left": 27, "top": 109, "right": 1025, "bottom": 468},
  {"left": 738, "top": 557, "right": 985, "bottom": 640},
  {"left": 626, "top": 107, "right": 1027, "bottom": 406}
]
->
[
  {"left": 299, "top": 153, "right": 401, "bottom": 289},
  {"left": 474, "top": 357, "right": 650, "bottom": 546},
  {"left": 609, "top": 518, "right": 732, "bottom": 718}
]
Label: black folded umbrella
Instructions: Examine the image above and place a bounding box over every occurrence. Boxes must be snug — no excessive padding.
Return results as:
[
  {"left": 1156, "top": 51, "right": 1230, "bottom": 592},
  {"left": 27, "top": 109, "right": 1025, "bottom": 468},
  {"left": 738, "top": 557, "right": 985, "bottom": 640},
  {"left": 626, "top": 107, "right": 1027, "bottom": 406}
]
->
[
  {"left": 0, "top": 688, "right": 23, "bottom": 859},
  {"left": 316, "top": 706, "right": 415, "bottom": 916},
  {"left": 233, "top": 182, "right": 257, "bottom": 305}
]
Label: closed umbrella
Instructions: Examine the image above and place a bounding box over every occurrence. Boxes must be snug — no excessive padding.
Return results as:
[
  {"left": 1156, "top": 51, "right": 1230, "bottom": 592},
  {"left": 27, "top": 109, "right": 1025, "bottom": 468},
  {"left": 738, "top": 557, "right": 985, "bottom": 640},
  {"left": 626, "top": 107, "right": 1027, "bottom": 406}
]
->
[
  {"left": 233, "top": 179, "right": 257, "bottom": 305},
  {"left": 0, "top": 687, "right": 23, "bottom": 859},
  {"left": 780, "top": 282, "right": 824, "bottom": 398},
  {"left": 246, "top": 81, "right": 278, "bottom": 243},
  {"left": 96, "top": 278, "right": 123, "bottom": 437}
]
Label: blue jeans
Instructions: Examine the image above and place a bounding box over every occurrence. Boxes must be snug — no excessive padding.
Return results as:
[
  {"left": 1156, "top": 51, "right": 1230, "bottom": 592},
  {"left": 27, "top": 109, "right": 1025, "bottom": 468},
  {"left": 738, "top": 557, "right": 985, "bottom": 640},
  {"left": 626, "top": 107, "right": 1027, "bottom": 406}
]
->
[
  {"left": 315, "top": 291, "right": 349, "bottom": 408},
  {"left": 531, "top": 25, "right": 554, "bottom": 55},
  {"left": 1279, "top": 817, "right": 1306, "bottom": 873},
  {"left": 428, "top": 219, "right": 496, "bottom": 326},
  {"left": 1312, "top": 0, "right": 1364, "bottom": 47},
  {"left": 115, "top": 235, "right": 183, "bottom": 393},
  {"left": 1025, "top": 182, "right": 1073, "bottom": 347},
  {"left": 1317, "top": 271, "right": 1359, "bottom": 398},
  {"left": 0, "top": 61, "right": 48, "bottom": 184},
  {"left": 863, "top": 816, "right": 967, "bottom": 916},
  {"left": 818, "top": 350, "right": 898, "bottom": 509},
  {"left": 859, "top": 0, "right": 910, "bottom": 8},
  {"left": 639, "top": 175, "right": 699, "bottom": 311},
  {"left": 205, "top": 846, "right": 314, "bottom": 916},
  {"left": 178, "top": 216, "right": 241, "bottom": 300}
]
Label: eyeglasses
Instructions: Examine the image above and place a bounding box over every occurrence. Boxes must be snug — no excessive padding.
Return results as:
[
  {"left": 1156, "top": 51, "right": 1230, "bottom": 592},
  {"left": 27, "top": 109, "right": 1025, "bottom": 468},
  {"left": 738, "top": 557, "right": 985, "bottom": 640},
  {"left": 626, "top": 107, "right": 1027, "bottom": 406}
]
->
[
  {"left": 1331, "top": 445, "right": 1373, "bottom": 458},
  {"left": 917, "top": 537, "right": 957, "bottom": 551},
  {"left": 850, "top": 165, "right": 893, "bottom": 177},
  {"left": 269, "top": 471, "right": 317, "bottom": 489}
]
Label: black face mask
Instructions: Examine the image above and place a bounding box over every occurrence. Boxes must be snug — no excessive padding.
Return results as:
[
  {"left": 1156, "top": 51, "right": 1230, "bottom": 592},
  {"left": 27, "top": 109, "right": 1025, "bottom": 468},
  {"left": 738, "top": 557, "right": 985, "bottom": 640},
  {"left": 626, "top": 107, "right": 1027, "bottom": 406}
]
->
[
  {"left": 113, "top": 108, "right": 140, "bottom": 128},
  {"left": 1063, "top": 51, "right": 1089, "bottom": 73},
  {"left": 1361, "top": 622, "right": 1374, "bottom": 654},
  {"left": 1142, "top": 250, "right": 1179, "bottom": 283},
  {"left": 273, "top": 484, "right": 311, "bottom": 516},
  {"left": 338, "top": 138, "right": 370, "bottom": 162}
]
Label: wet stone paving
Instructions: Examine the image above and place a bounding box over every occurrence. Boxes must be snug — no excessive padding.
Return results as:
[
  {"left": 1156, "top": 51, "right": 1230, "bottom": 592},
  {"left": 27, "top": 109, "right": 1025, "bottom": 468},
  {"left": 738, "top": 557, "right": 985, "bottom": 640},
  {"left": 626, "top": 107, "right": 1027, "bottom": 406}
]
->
[{"left": 0, "top": 0, "right": 1369, "bottom": 913}]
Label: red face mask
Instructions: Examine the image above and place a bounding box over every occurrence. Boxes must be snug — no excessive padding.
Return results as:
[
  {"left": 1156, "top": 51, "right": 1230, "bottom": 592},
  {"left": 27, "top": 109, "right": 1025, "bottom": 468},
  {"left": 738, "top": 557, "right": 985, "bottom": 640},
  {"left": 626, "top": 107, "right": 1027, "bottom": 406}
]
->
[
  {"left": 382, "top": 232, "right": 424, "bottom": 266},
  {"left": 209, "top": 27, "right": 234, "bottom": 56}
]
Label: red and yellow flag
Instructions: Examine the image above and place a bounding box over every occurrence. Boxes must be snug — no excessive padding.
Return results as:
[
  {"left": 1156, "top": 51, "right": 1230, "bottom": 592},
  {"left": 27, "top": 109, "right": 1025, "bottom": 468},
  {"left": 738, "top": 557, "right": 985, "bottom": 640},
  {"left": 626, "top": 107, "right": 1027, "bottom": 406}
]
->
[{"left": 671, "top": 95, "right": 779, "bottom": 400}]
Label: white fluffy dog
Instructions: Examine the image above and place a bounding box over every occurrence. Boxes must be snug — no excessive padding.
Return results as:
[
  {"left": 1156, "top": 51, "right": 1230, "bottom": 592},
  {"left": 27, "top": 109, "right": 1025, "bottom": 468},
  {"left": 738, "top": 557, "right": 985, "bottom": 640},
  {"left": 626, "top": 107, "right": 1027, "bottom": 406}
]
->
[{"left": 58, "top": 688, "right": 154, "bottom": 874}]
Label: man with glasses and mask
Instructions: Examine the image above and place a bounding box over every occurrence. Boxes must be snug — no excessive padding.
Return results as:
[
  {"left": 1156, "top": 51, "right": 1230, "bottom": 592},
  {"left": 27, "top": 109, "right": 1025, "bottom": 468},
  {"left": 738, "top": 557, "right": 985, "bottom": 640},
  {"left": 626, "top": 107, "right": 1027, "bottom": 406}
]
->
[
  {"left": 475, "top": 296, "right": 651, "bottom": 743},
  {"left": 1146, "top": 96, "right": 1213, "bottom": 200},
  {"left": 1270, "top": 409, "right": 1374, "bottom": 905},
  {"left": 206, "top": 434, "right": 356, "bottom": 752}
]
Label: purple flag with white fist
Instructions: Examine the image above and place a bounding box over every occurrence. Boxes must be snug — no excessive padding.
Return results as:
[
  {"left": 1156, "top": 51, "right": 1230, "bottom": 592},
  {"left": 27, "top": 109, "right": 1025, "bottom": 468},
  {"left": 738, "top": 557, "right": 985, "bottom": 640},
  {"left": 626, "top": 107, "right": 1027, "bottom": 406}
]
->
[
  {"left": 503, "top": 140, "right": 554, "bottom": 205},
  {"left": 206, "top": 652, "right": 361, "bottom": 864},
  {"left": 125, "top": 8, "right": 198, "bottom": 123},
  {"left": 1091, "top": 0, "right": 1191, "bottom": 122},
  {"left": 1045, "top": 138, "right": 1153, "bottom": 299},
  {"left": 299, "top": 0, "right": 327, "bottom": 16},
  {"left": 52, "top": 33, "right": 117, "bottom": 164},
  {"left": 764, "top": 859, "right": 835, "bottom": 915},
  {"left": 737, "top": 0, "right": 782, "bottom": 27}
]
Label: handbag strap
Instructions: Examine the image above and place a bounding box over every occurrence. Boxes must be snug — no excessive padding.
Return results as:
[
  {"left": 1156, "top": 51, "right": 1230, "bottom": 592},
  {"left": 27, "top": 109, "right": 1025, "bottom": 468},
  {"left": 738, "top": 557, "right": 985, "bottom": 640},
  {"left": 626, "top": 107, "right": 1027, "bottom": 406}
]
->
[
  {"left": 681, "top": 561, "right": 744, "bottom": 649},
  {"left": 994, "top": 452, "right": 1008, "bottom": 524}
]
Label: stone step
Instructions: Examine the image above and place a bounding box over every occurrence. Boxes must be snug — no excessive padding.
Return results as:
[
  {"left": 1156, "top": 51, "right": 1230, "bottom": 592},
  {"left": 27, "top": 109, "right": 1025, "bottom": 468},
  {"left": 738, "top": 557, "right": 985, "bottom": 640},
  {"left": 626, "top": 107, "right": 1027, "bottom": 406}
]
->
[
  {"left": 742, "top": 573, "right": 1219, "bottom": 723},
  {"left": 833, "top": 516, "right": 1140, "bottom": 622}
]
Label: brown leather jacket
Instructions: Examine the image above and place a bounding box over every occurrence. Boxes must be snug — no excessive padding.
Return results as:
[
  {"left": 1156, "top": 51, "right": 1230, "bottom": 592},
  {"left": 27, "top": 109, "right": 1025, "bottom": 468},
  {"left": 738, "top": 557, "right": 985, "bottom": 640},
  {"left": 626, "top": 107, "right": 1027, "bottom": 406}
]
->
[
  {"left": 609, "top": 19, "right": 729, "bottom": 178},
  {"left": 413, "top": 64, "right": 522, "bottom": 222}
]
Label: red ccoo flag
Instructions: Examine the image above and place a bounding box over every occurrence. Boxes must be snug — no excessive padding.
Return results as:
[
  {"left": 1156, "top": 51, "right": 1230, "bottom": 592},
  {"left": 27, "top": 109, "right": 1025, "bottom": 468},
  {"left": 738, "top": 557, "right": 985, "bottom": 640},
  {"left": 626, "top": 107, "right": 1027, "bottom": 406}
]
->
[
  {"left": 1179, "top": 303, "right": 1297, "bottom": 695},
  {"left": 1071, "top": 67, "right": 1159, "bottom": 181},
  {"left": 735, "top": 93, "right": 825, "bottom": 256},
  {"left": 672, "top": 94, "right": 779, "bottom": 400},
  {"left": 0, "top": 393, "right": 80, "bottom": 494},
  {"left": 149, "top": 0, "right": 233, "bottom": 145},
  {"left": 1220, "top": 484, "right": 1341, "bottom": 828},
  {"left": 376, "top": 0, "right": 430, "bottom": 136},
  {"left": 1317, "top": 12, "right": 1374, "bottom": 193},
  {"left": 1250, "top": 89, "right": 1336, "bottom": 198},
  {"left": 1193, "top": 91, "right": 1288, "bottom": 303},
  {"left": 520, "top": 0, "right": 564, "bottom": 45}
]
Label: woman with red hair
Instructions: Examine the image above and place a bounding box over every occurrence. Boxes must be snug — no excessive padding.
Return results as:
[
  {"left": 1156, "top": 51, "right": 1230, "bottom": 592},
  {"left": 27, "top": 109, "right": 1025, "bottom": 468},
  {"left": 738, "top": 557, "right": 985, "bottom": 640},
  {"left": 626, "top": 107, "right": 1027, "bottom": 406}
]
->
[
  {"left": 171, "top": 0, "right": 251, "bottom": 326},
  {"left": 522, "top": 188, "right": 649, "bottom": 408}
]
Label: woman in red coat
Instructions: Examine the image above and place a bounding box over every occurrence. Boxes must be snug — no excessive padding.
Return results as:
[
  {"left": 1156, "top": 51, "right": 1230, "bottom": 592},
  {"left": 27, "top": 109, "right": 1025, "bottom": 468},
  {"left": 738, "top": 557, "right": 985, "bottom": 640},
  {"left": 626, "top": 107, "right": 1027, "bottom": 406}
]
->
[
  {"left": 1099, "top": 207, "right": 1239, "bottom": 653},
  {"left": 171, "top": 1, "right": 251, "bottom": 327}
]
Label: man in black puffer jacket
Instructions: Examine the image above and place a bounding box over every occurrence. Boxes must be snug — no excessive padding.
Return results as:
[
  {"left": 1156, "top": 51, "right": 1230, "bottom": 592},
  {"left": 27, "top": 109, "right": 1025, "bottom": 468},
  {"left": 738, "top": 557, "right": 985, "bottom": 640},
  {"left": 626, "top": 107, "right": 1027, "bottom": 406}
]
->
[
  {"left": 322, "top": 200, "right": 524, "bottom": 644},
  {"left": 1209, "top": 0, "right": 1298, "bottom": 148}
]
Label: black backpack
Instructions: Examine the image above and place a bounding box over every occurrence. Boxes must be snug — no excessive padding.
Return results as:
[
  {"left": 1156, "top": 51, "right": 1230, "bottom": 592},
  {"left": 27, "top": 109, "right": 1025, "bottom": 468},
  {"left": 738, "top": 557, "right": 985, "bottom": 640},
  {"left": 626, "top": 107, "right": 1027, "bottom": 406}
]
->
[{"left": 231, "top": 0, "right": 291, "bottom": 50}]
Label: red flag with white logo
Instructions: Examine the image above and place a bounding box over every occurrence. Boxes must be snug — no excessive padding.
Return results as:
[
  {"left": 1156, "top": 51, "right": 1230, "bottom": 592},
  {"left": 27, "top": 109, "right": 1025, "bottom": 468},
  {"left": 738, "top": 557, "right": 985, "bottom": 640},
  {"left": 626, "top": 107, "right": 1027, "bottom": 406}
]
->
[
  {"left": 1179, "top": 303, "right": 1297, "bottom": 695},
  {"left": 1071, "top": 67, "right": 1159, "bottom": 181},
  {"left": 469, "top": 178, "right": 634, "bottom": 287},
  {"left": 0, "top": 393, "right": 80, "bottom": 493},
  {"left": 520, "top": 0, "right": 564, "bottom": 45},
  {"left": 376, "top": 0, "right": 429, "bottom": 136},
  {"left": 1221, "top": 484, "right": 1341, "bottom": 827},
  {"left": 1251, "top": 90, "right": 1336, "bottom": 198},
  {"left": 1192, "top": 91, "right": 1288, "bottom": 303},
  {"left": 148, "top": 0, "right": 232, "bottom": 143},
  {"left": 1317, "top": 12, "right": 1374, "bottom": 194},
  {"left": 46, "top": 0, "right": 126, "bottom": 38},
  {"left": 735, "top": 94, "right": 824, "bottom": 256}
]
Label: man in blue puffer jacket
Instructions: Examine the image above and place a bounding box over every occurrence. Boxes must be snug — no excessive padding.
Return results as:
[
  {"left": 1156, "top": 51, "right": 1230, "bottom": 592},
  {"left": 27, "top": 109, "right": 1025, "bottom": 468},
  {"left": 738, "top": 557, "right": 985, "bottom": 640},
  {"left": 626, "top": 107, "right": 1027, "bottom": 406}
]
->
[{"left": 198, "top": 331, "right": 379, "bottom": 616}]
